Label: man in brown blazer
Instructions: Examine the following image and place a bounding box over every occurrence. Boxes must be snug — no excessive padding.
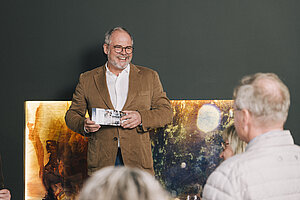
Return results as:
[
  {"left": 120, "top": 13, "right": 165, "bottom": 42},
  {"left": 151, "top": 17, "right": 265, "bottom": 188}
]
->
[{"left": 65, "top": 27, "right": 173, "bottom": 175}]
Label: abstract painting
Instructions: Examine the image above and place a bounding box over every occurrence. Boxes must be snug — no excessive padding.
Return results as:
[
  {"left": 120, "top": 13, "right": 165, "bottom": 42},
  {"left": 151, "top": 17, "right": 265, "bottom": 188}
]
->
[{"left": 25, "top": 100, "right": 234, "bottom": 200}]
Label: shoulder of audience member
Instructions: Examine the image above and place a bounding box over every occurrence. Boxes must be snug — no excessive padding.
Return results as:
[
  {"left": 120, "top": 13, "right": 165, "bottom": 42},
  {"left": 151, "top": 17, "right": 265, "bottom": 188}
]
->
[{"left": 214, "top": 153, "right": 248, "bottom": 176}]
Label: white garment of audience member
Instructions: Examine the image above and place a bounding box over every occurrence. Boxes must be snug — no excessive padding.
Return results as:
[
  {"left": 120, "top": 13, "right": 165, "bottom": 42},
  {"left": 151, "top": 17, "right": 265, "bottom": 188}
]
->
[{"left": 203, "top": 73, "right": 300, "bottom": 200}]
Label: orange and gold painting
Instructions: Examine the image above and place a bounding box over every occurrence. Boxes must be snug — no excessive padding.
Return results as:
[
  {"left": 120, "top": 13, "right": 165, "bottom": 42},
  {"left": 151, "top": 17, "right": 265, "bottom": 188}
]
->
[
  {"left": 25, "top": 102, "right": 88, "bottom": 200},
  {"left": 25, "top": 100, "right": 234, "bottom": 200}
]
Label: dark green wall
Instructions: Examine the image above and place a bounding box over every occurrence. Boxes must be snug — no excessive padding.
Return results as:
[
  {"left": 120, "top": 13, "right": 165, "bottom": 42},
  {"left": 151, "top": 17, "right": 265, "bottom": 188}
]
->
[{"left": 1, "top": 0, "right": 299, "bottom": 199}]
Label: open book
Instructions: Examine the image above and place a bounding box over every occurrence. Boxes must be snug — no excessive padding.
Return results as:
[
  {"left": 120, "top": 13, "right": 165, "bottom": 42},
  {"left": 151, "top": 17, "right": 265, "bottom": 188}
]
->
[{"left": 91, "top": 108, "right": 126, "bottom": 126}]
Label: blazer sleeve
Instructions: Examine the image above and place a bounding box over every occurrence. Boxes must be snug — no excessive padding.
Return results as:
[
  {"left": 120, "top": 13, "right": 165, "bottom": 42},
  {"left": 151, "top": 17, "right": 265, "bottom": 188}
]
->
[
  {"left": 138, "top": 71, "right": 173, "bottom": 131},
  {"left": 65, "top": 73, "right": 88, "bottom": 136}
]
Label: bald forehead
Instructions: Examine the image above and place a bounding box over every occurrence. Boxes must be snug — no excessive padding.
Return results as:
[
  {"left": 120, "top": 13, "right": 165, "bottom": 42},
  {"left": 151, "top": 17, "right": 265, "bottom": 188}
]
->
[{"left": 254, "top": 76, "right": 282, "bottom": 97}]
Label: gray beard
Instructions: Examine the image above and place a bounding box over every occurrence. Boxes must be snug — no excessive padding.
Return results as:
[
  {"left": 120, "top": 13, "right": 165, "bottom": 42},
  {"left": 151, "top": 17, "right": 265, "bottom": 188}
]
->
[
  {"left": 108, "top": 50, "right": 130, "bottom": 69},
  {"left": 110, "top": 60, "right": 129, "bottom": 70}
]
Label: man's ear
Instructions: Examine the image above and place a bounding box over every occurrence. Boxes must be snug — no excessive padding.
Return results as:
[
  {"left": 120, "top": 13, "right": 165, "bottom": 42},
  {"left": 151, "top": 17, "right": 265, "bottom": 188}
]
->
[
  {"left": 242, "top": 109, "right": 251, "bottom": 125},
  {"left": 241, "top": 109, "right": 252, "bottom": 139},
  {"left": 103, "top": 43, "right": 109, "bottom": 55}
]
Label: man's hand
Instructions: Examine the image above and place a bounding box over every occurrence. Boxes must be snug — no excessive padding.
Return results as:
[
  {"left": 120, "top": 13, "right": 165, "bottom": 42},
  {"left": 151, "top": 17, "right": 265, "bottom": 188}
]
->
[
  {"left": 0, "top": 189, "right": 11, "bottom": 200},
  {"left": 121, "top": 111, "right": 142, "bottom": 129},
  {"left": 84, "top": 117, "right": 101, "bottom": 133}
]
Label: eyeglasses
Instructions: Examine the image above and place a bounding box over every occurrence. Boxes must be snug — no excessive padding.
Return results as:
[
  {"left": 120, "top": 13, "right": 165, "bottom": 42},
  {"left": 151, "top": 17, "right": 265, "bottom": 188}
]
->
[
  {"left": 112, "top": 45, "right": 134, "bottom": 54},
  {"left": 221, "top": 141, "right": 230, "bottom": 150}
]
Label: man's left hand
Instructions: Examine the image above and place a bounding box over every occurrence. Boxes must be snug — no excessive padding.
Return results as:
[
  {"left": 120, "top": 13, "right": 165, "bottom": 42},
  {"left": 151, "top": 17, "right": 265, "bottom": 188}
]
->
[{"left": 121, "top": 111, "right": 141, "bottom": 129}]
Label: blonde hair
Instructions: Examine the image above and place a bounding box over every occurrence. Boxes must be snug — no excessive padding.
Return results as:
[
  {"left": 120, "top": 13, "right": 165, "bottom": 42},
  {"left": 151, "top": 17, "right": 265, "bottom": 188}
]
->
[
  {"left": 222, "top": 125, "right": 247, "bottom": 154},
  {"left": 78, "top": 167, "right": 170, "bottom": 200}
]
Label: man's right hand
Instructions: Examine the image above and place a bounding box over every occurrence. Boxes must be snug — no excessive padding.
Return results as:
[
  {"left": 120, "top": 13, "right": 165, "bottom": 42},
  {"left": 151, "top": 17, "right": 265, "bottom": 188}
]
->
[
  {"left": 84, "top": 117, "right": 101, "bottom": 133},
  {"left": 0, "top": 189, "right": 11, "bottom": 200}
]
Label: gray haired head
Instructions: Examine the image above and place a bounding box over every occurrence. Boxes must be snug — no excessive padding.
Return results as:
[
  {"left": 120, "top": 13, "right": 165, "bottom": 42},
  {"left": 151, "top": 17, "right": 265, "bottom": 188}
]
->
[
  {"left": 233, "top": 72, "right": 290, "bottom": 125},
  {"left": 104, "top": 27, "right": 134, "bottom": 45}
]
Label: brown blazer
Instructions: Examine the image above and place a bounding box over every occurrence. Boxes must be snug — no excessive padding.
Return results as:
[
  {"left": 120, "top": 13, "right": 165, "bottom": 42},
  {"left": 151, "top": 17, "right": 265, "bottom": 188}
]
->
[{"left": 65, "top": 64, "right": 173, "bottom": 175}]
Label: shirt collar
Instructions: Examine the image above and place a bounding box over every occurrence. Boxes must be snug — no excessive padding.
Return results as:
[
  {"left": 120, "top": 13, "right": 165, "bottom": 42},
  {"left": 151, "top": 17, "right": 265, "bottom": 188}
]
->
[
  {"left": 105, "top": 63, "right": 130, "bottom": 76},
  {"left": 246, "top": 129, "right": 289, "bottom": 151}
]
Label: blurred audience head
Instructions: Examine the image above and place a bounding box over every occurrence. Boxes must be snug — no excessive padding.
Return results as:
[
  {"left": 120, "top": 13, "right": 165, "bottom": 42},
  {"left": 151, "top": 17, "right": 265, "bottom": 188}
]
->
[
  {"left": 233, "top": 73, "right": 290, "bottom": 142},
  {"left": 78, "top": 166, "right": 170, "bottom": 200},
  {"left": 220, "top": 124, "right": 247, "bottom": 160}
]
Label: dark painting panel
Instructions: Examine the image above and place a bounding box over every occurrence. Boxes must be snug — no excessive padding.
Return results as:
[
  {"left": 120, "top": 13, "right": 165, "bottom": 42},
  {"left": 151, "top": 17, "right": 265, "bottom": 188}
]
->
[{"left": 152, "top": 100, "right": 234, "bottom": 199}]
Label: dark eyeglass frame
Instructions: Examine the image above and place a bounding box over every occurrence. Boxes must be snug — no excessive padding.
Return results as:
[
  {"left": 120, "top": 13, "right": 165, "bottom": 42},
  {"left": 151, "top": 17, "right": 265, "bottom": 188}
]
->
[
  {"left": 221, "top": 141, "right": 230, "bottom": 150},
  {"left": 113, "top": 45, "right": 134, "bottom": 54}
]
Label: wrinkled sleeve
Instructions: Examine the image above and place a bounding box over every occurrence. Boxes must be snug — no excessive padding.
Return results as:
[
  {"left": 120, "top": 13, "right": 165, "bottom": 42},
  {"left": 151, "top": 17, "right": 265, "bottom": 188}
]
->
[{"left": 65, "top": 73, "right": 87, "bottom": 136}]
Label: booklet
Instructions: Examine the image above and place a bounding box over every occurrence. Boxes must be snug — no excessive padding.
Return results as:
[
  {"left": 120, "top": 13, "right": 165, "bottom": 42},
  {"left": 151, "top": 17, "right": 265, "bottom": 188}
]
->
[{"left": 91, "top": 108, "right": 126, "bottom": 126}]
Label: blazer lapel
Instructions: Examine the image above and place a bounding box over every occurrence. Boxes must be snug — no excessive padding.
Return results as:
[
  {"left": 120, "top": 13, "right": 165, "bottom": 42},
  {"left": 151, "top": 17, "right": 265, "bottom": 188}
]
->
[
  {"left": 123, "top": 64, "right": 141, "bottom": 110},
  {"left": 93, "top": 66, "right": 114, "bottom": 109}
]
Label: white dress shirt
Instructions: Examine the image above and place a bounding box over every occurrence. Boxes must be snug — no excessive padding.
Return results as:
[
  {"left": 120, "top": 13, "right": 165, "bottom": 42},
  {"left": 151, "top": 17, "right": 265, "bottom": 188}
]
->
[
  {"left": 106, "top": 63, "right": 130, "bottom": 147},
  {"left": 105, "top": 63, "right": 130, "bottom": 111}
]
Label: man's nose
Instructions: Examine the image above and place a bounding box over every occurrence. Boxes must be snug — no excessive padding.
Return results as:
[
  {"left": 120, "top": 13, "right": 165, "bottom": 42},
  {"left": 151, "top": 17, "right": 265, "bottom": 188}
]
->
[
  {"left": 119, "top": 48, "right": 127, "bottom": 54},
  {"left": 219, "top": 151, "right": 224, "bottom": 158}
]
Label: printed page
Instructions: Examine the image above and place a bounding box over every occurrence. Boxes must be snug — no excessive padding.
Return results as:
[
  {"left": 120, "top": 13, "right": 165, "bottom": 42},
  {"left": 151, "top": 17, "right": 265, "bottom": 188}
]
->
[{"left": 91, "top": 108, "right": 126, "bottom": 126}]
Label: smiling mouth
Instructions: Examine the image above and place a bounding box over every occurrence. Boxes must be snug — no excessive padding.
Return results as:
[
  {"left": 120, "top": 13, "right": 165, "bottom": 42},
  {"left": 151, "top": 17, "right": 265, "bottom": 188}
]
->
[{"left": 118, "top": 56, "right": 128, "bottom": 61}]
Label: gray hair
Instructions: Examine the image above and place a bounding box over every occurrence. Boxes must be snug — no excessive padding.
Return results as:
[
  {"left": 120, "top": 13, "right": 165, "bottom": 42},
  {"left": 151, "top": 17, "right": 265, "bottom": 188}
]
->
[
  {"left": 233, "top": 73, "right": 290, "bottom": 125},
  {"left": 222, "top": 125, "right": 247, "bottom": 154},
  {"left": 104, "top": 27, "right": 134, "bottom": 45},
  {"left": 78, "top": 167, "right": 170, "bottom": 200}
]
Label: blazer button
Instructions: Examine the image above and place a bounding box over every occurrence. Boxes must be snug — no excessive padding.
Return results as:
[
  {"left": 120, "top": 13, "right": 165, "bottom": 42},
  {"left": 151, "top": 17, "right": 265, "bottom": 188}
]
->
[{"left": 113, "top": 137, "right": 118, "bottom": 141}]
